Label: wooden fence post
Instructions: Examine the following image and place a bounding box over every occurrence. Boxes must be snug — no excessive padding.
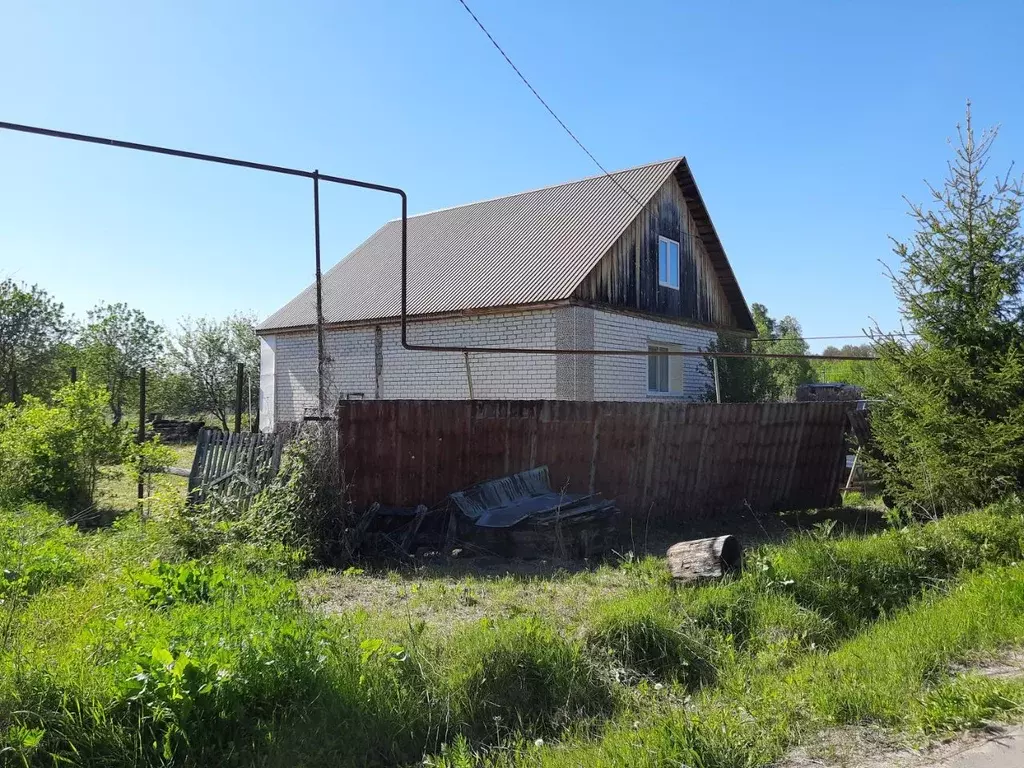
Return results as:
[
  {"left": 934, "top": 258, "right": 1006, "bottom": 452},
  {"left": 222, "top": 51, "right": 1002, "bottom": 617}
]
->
[
  {"left": 137, "top": 367, "right": 146, "bottom": 506},
  {"left": 235, "top": 362, "right": 244, "bottom": 433}
]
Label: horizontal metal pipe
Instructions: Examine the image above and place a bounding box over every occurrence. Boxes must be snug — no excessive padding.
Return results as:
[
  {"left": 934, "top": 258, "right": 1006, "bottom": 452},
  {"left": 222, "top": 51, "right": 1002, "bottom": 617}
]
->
[
  {"left": 0, "top": 120, "right": 407, "bottom": 196},
  {"left": 401, "top": 341, "right": 876, "bottom": 361}
]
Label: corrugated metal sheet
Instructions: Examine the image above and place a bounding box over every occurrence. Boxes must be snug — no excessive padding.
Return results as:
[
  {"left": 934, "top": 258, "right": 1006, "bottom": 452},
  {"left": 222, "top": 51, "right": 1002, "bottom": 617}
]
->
[
  {"left": 260, "top": 158, "right": 754, "bottom": 332},
  {"left": 337, "top": 400, "right": 850, "bottom": 522}
]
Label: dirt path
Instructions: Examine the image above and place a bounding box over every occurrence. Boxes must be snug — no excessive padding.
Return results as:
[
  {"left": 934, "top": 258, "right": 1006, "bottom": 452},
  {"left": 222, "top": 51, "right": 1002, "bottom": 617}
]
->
[
  {"left": 938, "top": 728, "right": 1024, "bottom": 767},
  {"left": 780, "top": 725, "right": 1024, "bottom": 768},
  {"left": 780, "top": 652, "right": 1024, "bottom": 768}
]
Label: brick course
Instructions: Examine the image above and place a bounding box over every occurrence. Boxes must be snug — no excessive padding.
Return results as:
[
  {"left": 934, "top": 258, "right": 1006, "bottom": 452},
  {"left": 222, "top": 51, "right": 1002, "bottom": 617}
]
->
[{"left": 262, "top": 306, "right": 719, "bottom": 428}]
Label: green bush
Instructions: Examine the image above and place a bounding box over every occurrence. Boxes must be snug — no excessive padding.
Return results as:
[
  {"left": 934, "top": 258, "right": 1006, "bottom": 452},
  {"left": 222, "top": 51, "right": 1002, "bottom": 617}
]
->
[
  {"left": 0, "top": 504, "right": 84, "bottom": 603},
  {"left": 585, "top": 592, "right": 716, "bottom": 687},
  {"left": 0, "top": 381, "right": 125, "bottom": 515},
  {"left": 445, "top": 616, "right": 612, "bottom": 740}
]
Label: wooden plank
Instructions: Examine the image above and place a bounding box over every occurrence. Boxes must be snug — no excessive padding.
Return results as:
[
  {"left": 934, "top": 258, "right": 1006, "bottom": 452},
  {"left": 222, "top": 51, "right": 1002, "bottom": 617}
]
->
[
  {"left": 188, "top": 429, "right": 208, "bottom": 493},
  {"left": 151, "top": 466, "right": 190, "bottom": 478},
  {"left": 184, "top": 427, "right": 284, "bottom": 509}
]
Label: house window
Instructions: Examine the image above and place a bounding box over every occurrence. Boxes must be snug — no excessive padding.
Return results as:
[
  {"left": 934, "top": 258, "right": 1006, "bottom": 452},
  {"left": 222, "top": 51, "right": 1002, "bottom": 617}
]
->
[
  {"left": 648, "top": 342, "right": 684, "bottom": 394},
  {"left": 658, "top": 236, "right": 680, "bottom": 289}
]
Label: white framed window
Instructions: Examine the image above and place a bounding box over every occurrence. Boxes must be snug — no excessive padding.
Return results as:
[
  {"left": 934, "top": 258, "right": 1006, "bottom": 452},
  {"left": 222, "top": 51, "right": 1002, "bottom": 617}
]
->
[
  {"left": 658, "top": 236, "right": 680, "bottom": 289},
  {"left": 648, "top": 342, "right": 684, "bottom": 394},
  {"left": 648, "top": 344, "right": 670, "bottom": 392}
]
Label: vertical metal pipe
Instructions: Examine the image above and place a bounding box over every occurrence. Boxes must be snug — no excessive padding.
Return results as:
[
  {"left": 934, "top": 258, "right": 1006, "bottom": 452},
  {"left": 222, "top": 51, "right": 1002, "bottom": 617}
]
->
[
  {"left": 400, "top": 191, "right": 408, "bottom": 348},
  {"left": 70, "top": 366, "right": 77, "bottom": 383},
  {"left": 137, "top": 367, "right": 146, "bottom": 502},
  {"left": 463, "top": 351, "right": 474, "bottom": 400},
  {"left": 248, "top": 375, "right": 256, "bottom": 433},
  {"left": 235, "top": 362, "right": 244, "bottom": 432},
  {"left": 713, "top": 357, "right": 722, "bottom": 404},
  {"left": 313, "top": 171, "right": 326, "bottom": 415}
]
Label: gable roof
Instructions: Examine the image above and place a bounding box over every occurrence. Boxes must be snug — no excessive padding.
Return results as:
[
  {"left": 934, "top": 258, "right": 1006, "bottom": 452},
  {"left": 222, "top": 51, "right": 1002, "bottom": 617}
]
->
[{"left": 259, "top": 157, "right": 754, "bottom": 333}]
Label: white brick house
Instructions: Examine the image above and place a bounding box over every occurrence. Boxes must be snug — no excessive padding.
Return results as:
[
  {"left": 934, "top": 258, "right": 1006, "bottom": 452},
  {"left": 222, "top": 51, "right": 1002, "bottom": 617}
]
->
[{"left": 258, "top": 158, "right": 755, "bottom": 430}]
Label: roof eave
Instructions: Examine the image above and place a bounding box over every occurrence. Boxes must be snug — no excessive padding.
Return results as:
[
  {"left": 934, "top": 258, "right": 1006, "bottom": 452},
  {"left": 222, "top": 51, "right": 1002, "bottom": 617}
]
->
[{"left": 672, "top": 159, "right": 756, "bottom": 333}]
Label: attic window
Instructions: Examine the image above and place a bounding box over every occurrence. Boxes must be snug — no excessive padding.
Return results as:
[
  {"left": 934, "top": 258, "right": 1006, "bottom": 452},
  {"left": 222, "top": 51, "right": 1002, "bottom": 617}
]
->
[{"left": 658, "top": 236, "right": 680, "bottom": 289}]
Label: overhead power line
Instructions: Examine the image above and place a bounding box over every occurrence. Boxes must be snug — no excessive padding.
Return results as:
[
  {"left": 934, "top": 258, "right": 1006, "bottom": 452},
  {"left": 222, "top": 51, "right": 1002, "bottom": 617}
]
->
[
  {"left": 750, "top": 333, "right": 919, "bottom": 343},
  {"left": 454, "top": 0, "right": 643, "bottom": 208}
]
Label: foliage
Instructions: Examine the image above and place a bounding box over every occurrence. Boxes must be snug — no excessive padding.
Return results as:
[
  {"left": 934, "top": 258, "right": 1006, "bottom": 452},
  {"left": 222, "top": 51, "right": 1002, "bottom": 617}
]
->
[
  {"left": 177, "top": 424, "right": 345, "bottom": 564},
  {"left": 164, "top": 313, "right": 259, "bottom": 430},
  {"left": 0, "top": 504, "right": 84, "bottom": 605},
  {"left": 0, "top": 381, "right": 127, "bottom": 515},
  {"left": 133, "top": 559, "right": 226, "bottom": 608},
  {"left": 750, "top": 304, "right": 815, "bottom": 398},
  {"left": 706, "top": 303, "right": 815, "bottom": 402},
  {"left": 79, "top": 302, "right": 164, "bottom": 424},
  {"left": 813, "top": 343, "right": 878, "bottom": 390},
  {"left": 0, "top": 279, "right": 72, "bottom": 406},
  {"left": 803, "top": 563, "right": 1024, "bottom": 729},
  {"left": 757, "top": 504, "right": 1024, "bottom": 633},
  {"left": 702, "top": 331, "right": 773, "bottom": 402},
  {"left": 870, "top": 106, "right": 1024, "bottom": 514}
]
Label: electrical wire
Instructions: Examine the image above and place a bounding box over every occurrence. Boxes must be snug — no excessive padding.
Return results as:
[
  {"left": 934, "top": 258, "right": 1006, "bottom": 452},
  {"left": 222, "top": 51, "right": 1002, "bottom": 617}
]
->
[
  {"left": 750, "top": 333, "right": 918, "bottom": 343},
  {"left": 454, "top": 0, "right": 643, "bottom": 208}
]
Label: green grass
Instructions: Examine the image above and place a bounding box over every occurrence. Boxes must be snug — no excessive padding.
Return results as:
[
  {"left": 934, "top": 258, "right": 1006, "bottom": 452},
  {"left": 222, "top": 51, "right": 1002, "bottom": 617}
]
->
[
  {"left": 436, "top": 562, "right": 1024, "bottom": 768},
  {"left": 584, "top": 590, "right": 718, "bottom": 687},
  {"left": 95, "top": 443, "right": 195, "bottom": 516},
  {"left": 3, "top": 498, "right": 1024, "bottom": 766}
]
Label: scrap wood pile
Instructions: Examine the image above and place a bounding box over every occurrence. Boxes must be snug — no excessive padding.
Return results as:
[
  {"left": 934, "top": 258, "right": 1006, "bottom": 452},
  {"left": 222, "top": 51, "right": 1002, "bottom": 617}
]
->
[
  {"left": 345, "top": 466, "right": 621, "bottom": 560},
  {"left": 147, "top": 415, "right": 205, "bottom": 442}
]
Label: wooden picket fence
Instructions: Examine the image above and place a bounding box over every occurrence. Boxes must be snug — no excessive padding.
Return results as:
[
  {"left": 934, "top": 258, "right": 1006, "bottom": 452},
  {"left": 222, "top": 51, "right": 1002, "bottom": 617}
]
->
[{"left": 187, "top": 428, "right": 284, "bottom": 510}]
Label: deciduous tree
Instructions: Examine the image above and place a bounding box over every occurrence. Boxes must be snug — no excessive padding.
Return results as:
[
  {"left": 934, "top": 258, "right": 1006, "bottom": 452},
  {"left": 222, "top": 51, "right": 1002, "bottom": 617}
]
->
[
  {"left": 79, "top": 302, "right": 164, "bottom": 424},
  {"left": 0, "top": 279, "right": 71, "bottom": 405},
  {"left": 166, "top": 313, "right": 259, "bottom": 430},
  {"left": 706, "top": 303, "right": 814, "bottom": 401}
]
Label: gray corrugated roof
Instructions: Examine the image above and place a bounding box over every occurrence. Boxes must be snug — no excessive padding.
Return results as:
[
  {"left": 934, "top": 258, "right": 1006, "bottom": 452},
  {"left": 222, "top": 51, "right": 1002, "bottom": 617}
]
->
[{"left": 259, "top": 158, "right": 750, "bottom": 332}]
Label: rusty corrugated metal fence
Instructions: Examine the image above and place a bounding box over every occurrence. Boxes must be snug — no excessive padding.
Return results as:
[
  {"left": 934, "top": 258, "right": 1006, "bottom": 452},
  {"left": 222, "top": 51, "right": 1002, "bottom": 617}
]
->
[{"left": 337, "top": 400, "right": 850, "bottom": 521}]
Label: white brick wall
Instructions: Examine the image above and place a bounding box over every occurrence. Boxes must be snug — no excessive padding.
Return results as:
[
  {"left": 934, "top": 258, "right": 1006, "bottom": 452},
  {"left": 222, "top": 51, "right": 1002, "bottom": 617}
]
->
[
  {"left": 263, "top": 306, "right": 719, "bottom": 427},
  {"left": 268, "top": 309, "right": 558, "bottom": 424},
  {"left": 591, "top": 309, "right": 717, "bottom": 401}
]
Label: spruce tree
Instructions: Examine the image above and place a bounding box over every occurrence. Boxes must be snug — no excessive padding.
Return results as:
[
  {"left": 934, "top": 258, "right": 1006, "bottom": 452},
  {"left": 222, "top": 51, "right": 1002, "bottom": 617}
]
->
[{"left": 871, "top": 105, "right": 1024, "bottom": 513}]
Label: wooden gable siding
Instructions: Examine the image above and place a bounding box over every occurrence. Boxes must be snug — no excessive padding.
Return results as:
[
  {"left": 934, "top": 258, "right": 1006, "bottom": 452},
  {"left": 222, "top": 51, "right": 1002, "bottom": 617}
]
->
[{"left": 573, "top": 175, "right": 737, "bottom": 329}]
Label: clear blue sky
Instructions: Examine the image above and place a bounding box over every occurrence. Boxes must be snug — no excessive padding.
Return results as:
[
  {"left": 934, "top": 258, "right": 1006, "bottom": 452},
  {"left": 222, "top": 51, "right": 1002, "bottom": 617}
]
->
[{"left": 2, "top": 1, "right": 1022, "bottom": 350}]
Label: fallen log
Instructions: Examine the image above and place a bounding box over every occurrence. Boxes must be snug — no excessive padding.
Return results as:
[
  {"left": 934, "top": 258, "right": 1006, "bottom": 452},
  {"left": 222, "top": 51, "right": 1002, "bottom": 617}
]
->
[{"left": 667, "top": 535, "right": 742, "bottom": 583}]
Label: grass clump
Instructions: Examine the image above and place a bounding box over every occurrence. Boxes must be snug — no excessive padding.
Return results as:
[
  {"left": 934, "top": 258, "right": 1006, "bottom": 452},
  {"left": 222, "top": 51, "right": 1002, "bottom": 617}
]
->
[
  {"left": 803, "top": 562, "right": 1024, "bottom": 729},
  {"left": 916, "top": 674, "right": 1024, "bottom": 733},
  {"left": 758, "top": 506, "right": 1024, "bottom": 632},
  {"left": 585, "top": 591, "right": 717, "bottom": 687},
  {"left": 681, "top": 580, "right": 833, "bottom": 663},
  {"left": 132, "top": 559, "right": 227, "bottom": 608},
  {"left": 445, "top": 616, "right": 612, "bottom": 741}
]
